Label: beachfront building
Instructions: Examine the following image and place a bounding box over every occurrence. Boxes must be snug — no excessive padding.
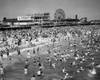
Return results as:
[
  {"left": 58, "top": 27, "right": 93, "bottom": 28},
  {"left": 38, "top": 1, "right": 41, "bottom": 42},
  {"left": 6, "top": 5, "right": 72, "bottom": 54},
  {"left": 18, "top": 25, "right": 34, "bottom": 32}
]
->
[
  {"left": 2, "top": 18, "right": 17, "bottom": 27},
  {"left": 90, "top": 20, "right": 100, "bottom": 25},
  {"left": 15, "top": 15, "right": 34, "bottom": 26},
  {"left": 34, "top": 13, "right": 50, "bottom": 25},
  {"left": 2, "top": 15, "right": 34, "bottom": 27}
]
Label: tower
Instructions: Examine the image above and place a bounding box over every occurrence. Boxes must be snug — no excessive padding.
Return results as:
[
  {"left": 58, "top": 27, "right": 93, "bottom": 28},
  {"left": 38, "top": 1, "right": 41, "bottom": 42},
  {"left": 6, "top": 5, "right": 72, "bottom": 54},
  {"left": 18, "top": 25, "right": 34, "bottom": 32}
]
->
[{"left": 75, "top": 14, "right": 78, "bottom": 20}]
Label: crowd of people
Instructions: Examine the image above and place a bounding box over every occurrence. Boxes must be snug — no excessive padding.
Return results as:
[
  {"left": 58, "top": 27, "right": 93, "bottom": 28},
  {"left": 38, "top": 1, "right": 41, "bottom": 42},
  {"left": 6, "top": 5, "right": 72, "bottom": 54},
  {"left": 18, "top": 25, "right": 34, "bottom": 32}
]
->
[
  {"left": 0, "top": 25, "right": 100, "bottom": 52},
  {"left": 0, "top": 25, "right": 100, "bottom": 80}
]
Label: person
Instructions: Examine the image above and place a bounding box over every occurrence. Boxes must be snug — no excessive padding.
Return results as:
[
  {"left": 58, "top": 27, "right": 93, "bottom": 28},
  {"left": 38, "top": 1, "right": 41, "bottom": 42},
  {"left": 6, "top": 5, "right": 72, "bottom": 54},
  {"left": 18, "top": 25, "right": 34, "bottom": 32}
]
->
[
  {"left": 80, "top": 66, "right": 84, "bottom": 71},
  {"left": 37, "top": 69, "right": 42, "bottom": 76},
  {"left": 39, "top": 62, "right": 44, "bottom": 70},
  {"left": 24, "top": 66, "right": 28, "bottom": 75},
  {"left": 45, "top": 56, "right": 51, "bottom": 65},
  {"left": 59, "top": 58, "right": 63, "bottom": 62},
  {"left": 9, "top": 55, "right": 12, "bottom": 61},
  {"left": 25, "top": 59, "right": 28, "bottom": 68},
  {"left": 6, "top": 49, "right": 11, "bottom": 60},
  {"left": 62, "top": 57, "right": 66, "bottom": 62},
  {"left": 38, "top": 62, "right": 41, "bottom": 67},
  {"left": 88, "top": 67, "right": 96, "bottom": 77},
  {"left": 88, "top": 68, "right": 96, "bottom": 75},
  {"left": 0, "top": 77, "right": 4, "bottom": 80},
  {"left": 52, "top": 63, "right": 56, "bottom": 69},
  {"left": 47, "top": 49, "right": 50, "bottom": 55},
  {"left": 96, "top": 64, "right": 100, "bottom": 68},
  {"left": 1, "top": 52, "right": 3, "bottom": 59},
  {"left": 0, "top": 57, "right": 3, "bottom": 65},
  {"left": 6, "top": 48, "right": 9, "bottom": 57},
  {"left": 38, "top": 57, "right": 41, "bottom": 62},
  {"left": 72, "top": 61, "right": 76, "bottom": 66},
  {"left": 96, "top": 49, "right": 99, "bottom": 52},
  {"left": 33, "top": 58, "right": 37, "bottom": 65},
  {"left": 62, "top": 67, "right": 66, "bottom": 74},
  {"left": 31, "top": 75, "right": 36, "bottom": 80},
  {"left": 33, "top": 48, "right": 35, "bottom": 54},
  {"left": 37, "top": 47, "right": 39, "bottom": 55},
  {"left": 54, "top": 56, "right": 58, "bottom": 61},
  {"left": 27, "top": 50, "right": 31, "bottom": 59},
  {"left": 63, "top": 73, "right": 69, "bottom": 80},
  {"left": 54, "top": 52, "right": 57, "bottom": 57},
  {"left": 17, "top": 49, "right": 21, "bottom": 57},
  {"left": 0, "top": 66, "right": 4, "bottom": 75}
]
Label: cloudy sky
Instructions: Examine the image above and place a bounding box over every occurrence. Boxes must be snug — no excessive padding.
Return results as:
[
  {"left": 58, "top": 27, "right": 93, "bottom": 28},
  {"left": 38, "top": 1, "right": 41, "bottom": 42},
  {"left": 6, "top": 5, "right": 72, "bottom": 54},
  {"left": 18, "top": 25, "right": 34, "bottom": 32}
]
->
[{"left": 0, "top": 0, "right": 100, "bottom": 21}]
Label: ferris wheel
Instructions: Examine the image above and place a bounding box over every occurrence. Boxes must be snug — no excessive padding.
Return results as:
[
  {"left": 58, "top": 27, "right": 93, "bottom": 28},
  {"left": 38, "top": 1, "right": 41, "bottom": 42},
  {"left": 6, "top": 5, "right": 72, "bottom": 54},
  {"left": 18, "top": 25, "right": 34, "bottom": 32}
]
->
[{"left": 54, "top": 9, "right": 66, "bottom": 21}]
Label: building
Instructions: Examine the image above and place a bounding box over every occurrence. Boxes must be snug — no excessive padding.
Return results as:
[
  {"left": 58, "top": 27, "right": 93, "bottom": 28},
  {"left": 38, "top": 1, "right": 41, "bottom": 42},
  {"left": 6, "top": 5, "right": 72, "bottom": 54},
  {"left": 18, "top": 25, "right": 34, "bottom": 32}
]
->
[
  {"left": 3, "top": 18, "right": 17, "bottom": 26},
  {"left": 17, "top": 15, "right": 33, "bottom": 21},
  {"left": 15, "top": 15, "right": 34, "bottom": 26},
  {"left": 54, "top": 15, "right": 80, "bottom": 26},
  {"left": 34, "top": 13, "right": 50, "bottom": 25},
  {"left": 90, "top": 20, "right": 100, "bottom": 25}
]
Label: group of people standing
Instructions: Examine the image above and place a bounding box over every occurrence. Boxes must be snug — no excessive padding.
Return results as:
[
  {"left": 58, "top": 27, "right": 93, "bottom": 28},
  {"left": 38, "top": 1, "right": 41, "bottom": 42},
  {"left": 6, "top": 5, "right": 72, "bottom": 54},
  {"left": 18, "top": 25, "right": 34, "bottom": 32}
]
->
[{"left": 0, "top": 25, "right": 100, "bottom": 80}]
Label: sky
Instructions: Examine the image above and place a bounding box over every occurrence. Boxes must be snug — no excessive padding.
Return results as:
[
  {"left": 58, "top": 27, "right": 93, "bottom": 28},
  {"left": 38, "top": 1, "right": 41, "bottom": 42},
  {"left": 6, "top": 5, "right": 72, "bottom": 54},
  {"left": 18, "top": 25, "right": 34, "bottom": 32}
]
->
[{"left": 0, "top": 0, "right": 100, "bottom": 21}]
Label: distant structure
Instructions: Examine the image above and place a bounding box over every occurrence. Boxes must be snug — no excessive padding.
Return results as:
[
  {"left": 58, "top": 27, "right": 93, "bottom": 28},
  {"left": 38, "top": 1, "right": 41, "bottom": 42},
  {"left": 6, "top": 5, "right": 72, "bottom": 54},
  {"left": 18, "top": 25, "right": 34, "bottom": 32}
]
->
[
  {"left": 90, "top": 20, "right": 100, "bottom": 25},
  {"left": 15, "top": 15, "right": 34, "bottom": 26},
  {"left": 1, "top": 9, "right": 100, "bottom": 28},
  {"left": 54, "top": 9, "right": 66, "bottom": 21},
  {"left": 17, "top": 15, "right": 33, "bottom": 21},
  {"left": 3, "top": 17, "right": 17, "bottom": 26},
  {"left": 34, "top": 13, "right": 50, "bottom": 25},
  {"left": 75, "top": 14, "right": 78, "bottom": 20}
]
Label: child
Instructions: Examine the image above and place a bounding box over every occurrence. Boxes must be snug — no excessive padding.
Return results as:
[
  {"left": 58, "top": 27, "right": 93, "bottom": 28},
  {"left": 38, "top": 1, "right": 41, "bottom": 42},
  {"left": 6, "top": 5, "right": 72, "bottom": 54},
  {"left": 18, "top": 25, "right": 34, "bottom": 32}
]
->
[
  {"left": 0, "top": 77, "right": 4, "bottom": 80},
  {"left": 72, "top": 61, "right": 76, "bottom": 66},
  {"left": 0, "top": 57, "right": 3, "bottom": 65},
  {"left": 33, "top": 48, "right": 35, "bottom": 54},
  {"left": 6, "top": 49, "right": 9, "bottom": 58},
  {"left": 62, "top": 67, "right": 66, "bottom": 74},
  {"left": 37, "top": 69, "right": 42, "bottom": 76},
  {"left": 27, "top": 50, "right": 31, "bottom": 59},
  {"left": 88, "top": 67, "right": 96, "bottom": 77},
  {"left": 54, "top": 56, "right": 58, "bottom": 61},
  {"left": 63, "top": 73, "right": 69, "bottom": 80},
  {"left": 39, "top": 62, "right": 44, "bottom": 70},
  {"left": 37, "top": 47, "right": 39, "bottom": 55},
  {"left": 38, "top": 62, "right": 41, "bottom": 67},
  {"left": 0, "top": 66, "right": 4, "bottom": 75},
  {"left": 33, "top": 58, "right": 37, "bottom": 65},
  {"left": 52, "top": 63, "right": 56, "bottom": 69},
  {"left": 24, "top": 66, "right": 28, "bottom": 75},
  {"left": 25, "top": 59, "right": 28, "bottom": 68},
  {"left": 17, "top": 49, "right": 21, "bottom": 57},
  {"left": 1, "top": 53, "right": 3, "bottom": 59},
  {"left": 31, "top": 75, "right": 36, "bottom": 80}
]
